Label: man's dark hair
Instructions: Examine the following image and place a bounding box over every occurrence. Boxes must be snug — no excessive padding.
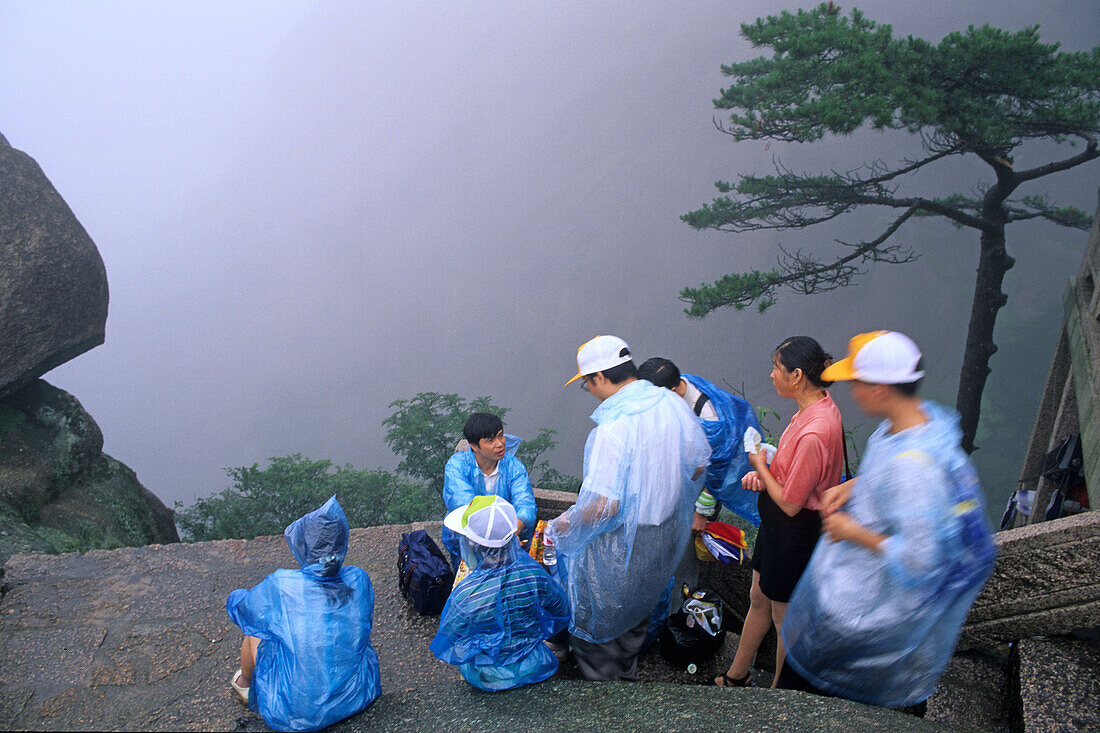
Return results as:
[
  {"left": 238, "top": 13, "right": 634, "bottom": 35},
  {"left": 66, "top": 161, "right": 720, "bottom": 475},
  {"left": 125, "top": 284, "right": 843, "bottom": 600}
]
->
[
  {"left": 637, "top": 357, "right": 681, "bottom": 390},
  {"left": 599, "top": 353, "right": 637, "bottom": 385},
  {"left": 890, "top": 358, "right": 924, "bottom": 397},
  {"left": 463, "top": 412, "right": 504, "bottom": 444}
]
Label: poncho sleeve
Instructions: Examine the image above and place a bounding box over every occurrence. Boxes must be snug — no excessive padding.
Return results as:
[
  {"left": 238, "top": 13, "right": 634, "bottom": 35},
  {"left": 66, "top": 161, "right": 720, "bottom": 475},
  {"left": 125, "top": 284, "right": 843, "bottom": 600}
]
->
[
  {"left": 546, "top": 426, "right": 625, "bottom": 555},
  {"left": 504, "top": 457, "right": 537, "bottom": 532},
  {"left": 443, "top": 453, "right": 479, "bottom": 512},
  {"left": 226, "top": 576, "right": 285, "bottom": 641}
]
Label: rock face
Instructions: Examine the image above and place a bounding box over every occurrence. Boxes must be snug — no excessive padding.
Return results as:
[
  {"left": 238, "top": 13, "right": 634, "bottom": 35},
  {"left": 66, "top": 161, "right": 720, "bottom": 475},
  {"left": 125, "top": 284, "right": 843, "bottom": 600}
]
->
[
  {"left": 0, "top": 132, "right": 108, "bottom": 400},
  {"left": 0, "top": 379, "right": 178, "bottom": 563}
]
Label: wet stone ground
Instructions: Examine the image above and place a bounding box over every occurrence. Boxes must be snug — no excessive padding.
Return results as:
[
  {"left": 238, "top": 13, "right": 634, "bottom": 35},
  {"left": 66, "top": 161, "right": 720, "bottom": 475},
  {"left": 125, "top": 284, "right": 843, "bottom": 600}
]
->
[{"left": 0, "top": 521, "right": 946, "bottom": 731}]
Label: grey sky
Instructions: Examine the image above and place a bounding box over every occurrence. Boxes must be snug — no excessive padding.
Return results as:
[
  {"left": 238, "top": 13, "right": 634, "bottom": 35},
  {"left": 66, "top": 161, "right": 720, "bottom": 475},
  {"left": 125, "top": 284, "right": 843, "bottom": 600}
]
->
[{"left": 2, "top": 1, "right": 1098, "bottom": 514}]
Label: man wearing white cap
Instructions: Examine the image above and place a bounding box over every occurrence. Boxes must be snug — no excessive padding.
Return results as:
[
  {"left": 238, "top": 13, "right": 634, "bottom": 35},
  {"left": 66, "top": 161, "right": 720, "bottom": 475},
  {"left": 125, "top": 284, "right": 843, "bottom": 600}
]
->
[
  {"left": 778, "top": 331, "right": 995, "bottom": 713},
  {"left": 548, "top": 335, "right": 710, "bottom": 681}
]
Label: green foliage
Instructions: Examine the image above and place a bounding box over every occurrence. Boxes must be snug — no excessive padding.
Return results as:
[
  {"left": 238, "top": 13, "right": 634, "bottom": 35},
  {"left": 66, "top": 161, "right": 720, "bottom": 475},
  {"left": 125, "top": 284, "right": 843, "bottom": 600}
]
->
[
  {"left": 382, "top": 392, "right": 499, "bottom": 496},
  {"left": 682, "top": 3, "right": 1099, "bottom": 316},
  {"left": 176, "top": 392, "right": 579, "bottom": 541},
  {"left": 175, "top": 454, "right": 435, "bottom": 541}
]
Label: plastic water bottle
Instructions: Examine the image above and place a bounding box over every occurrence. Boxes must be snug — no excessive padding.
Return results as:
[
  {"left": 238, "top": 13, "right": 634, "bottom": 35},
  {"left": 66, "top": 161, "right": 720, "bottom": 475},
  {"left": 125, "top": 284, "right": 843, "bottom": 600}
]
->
[{"left": 542, "top": 535, "right": 557, "bottom": 568}]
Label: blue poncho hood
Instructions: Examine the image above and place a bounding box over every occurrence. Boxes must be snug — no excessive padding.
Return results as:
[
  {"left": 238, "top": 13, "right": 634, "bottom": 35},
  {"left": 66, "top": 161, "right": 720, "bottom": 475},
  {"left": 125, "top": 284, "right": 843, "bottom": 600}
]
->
[{"left": 284, "top": 495, "right": 349, "bottom": 578}]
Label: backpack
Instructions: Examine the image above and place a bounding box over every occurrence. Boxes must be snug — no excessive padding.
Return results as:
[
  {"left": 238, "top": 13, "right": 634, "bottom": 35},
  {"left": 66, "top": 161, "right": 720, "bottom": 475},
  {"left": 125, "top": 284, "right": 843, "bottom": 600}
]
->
[{"left": 398, "top": 530, "right": 454, "bottom": 615}]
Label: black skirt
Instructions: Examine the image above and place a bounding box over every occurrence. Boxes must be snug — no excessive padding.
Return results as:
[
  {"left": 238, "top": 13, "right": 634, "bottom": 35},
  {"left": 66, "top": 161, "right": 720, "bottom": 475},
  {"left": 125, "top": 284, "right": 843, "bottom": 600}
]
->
[{"left": 750, "top": 489, "right": 822, "bottom": 603}]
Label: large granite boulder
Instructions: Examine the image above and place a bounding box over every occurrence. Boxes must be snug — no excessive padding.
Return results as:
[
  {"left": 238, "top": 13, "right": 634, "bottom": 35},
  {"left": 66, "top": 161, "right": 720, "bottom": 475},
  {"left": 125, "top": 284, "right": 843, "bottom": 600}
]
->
[
  {"left": 0, "top": 132, "right": 108, "bottom": 399},
  {"left": 0, "top": 379, "right": 178, "bottom": 562}
]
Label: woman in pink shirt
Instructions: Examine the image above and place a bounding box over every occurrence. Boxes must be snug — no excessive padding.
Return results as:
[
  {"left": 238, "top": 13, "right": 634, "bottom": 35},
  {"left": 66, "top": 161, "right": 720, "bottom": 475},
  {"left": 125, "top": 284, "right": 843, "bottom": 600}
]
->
[{"left": 715, "top": 336, "right": 844, "bottom": 688}]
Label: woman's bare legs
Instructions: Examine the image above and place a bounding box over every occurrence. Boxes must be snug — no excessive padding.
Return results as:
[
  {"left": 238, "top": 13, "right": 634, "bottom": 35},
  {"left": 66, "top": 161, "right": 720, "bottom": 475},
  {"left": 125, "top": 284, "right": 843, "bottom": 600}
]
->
[
  {"left": 769, "top": 601, "right": 788, "bottom": 688},
  {"left": 716, "top": 570, "right": 772, "bottom": 685},
  {"left": 237, "top": 636, "right": 260, "bottom": 686}
]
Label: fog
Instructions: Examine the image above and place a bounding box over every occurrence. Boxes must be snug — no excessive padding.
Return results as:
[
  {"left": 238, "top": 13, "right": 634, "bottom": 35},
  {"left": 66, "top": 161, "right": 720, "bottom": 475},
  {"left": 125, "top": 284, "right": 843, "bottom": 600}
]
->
[{"left": 2, "top": 0, "right": 1098, "bottom": 519}]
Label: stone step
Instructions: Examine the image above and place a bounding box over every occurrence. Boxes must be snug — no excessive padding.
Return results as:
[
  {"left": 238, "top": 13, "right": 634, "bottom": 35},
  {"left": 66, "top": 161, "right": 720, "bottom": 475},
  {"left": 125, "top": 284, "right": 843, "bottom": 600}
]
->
[
  {"left": 924, "top": 648, "right": 1017, "bottom": 733},
  {"left": 1018, "top": 636, "right": 1100, "bottom": 733},
  {"left": 959, "top": 512, "right": 1100, "bottom": 651},
  {"left": 235, "top": 679, "right": 948, "bottom": 733}
]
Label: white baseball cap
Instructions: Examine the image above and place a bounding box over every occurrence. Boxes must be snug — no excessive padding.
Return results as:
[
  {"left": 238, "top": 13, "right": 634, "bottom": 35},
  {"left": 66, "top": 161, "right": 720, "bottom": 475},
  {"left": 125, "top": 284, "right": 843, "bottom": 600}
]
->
[
  {"left": 822, "top": 331, "right": 924, "bottom": 385},
  {"left": 565, "top": 335, "right": 632, "bottom": 386},
  {"left": 443, "top": 495, "right": 518, "bottom": 548}
]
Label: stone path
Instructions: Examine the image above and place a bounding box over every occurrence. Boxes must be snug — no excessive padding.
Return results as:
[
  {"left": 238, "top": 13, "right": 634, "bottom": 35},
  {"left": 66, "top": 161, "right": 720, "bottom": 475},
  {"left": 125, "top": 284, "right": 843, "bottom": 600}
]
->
[{"left": 0, "top": 521, "right": 945, "bottom": 731}]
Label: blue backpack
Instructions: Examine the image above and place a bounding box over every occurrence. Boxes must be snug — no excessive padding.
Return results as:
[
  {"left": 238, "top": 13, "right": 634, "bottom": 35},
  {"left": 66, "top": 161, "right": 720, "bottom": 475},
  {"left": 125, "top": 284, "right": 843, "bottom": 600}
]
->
[{"left": 398, "top": 530, "right": 454, "bottom": 615}]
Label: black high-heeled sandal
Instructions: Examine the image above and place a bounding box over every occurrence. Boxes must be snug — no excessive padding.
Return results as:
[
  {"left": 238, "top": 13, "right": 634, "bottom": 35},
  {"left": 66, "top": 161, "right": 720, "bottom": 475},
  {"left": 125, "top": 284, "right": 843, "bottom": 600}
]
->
[{"left": 715, "top": 671, "right": 751, "bottom": 687}]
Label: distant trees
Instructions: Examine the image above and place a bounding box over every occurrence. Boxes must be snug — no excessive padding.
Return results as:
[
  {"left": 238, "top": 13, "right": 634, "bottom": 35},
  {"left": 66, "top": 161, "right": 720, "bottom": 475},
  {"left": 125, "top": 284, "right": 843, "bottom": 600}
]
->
[
  {"left": 174, "top": 455, "right": 434, "bottom": 541},
  {"left": 175, "top": 392, "right": 577, "bottom": 541},
  {"left": 681, "top": 4, "right": 1100, "bottom": 453}
]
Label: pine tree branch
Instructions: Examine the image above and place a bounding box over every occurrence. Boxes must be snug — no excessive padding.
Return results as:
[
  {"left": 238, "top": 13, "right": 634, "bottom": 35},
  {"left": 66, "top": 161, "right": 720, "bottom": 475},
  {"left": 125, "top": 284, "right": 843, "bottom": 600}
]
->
[
  {"left": 679, "top": 208, "right": 919, "bottom": 315},
  {"left": 1013, "top": 137, "right": 1099, "bottom": 182},
  {"left": 1006, "top": 197, "right": 1093, "bottom": 229}
]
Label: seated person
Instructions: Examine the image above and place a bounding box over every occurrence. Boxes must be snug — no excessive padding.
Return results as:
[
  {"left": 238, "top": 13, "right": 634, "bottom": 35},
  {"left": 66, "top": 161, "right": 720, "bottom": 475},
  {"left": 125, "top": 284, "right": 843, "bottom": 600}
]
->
[
  {"left": 430, "top": 495, "right": 570, "bottom": 691},
  {"left": 442, "top": 412, "right": 537, "bottom": 565},
  {"left": 227, "top": 496, "right": 380, "bottom": 733}
]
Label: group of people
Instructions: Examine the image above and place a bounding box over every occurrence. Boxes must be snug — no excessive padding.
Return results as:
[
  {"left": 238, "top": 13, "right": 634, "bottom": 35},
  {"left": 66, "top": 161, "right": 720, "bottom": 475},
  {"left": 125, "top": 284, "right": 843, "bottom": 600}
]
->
[{"left": 224, "top": 330, "right": 995, "bottom": 732}]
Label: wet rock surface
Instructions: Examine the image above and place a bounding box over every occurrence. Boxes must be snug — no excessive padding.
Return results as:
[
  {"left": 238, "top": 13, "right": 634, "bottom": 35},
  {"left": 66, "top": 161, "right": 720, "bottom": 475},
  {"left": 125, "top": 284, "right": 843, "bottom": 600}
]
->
[
  {"left": 0, "top": 132, "right": 108, "bottom": 400},
  {"left": 0, "top": 521, "right": 945, "bottom": 731},
  {"left": 0, "top": 380, "right": 178, "bottom": 563}
]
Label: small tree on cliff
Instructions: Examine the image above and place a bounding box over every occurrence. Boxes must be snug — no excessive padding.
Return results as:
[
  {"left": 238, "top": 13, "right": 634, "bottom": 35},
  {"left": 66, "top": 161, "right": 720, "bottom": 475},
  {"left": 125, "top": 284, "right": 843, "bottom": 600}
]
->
[{"left": 681, "top": 4, "right": 1099, "bottom": 453}]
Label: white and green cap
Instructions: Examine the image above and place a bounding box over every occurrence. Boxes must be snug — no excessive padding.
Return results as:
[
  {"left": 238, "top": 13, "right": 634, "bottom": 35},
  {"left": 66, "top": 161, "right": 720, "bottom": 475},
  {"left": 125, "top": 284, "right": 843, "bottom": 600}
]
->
[{"left": 443, "top": 495, "right": 518, "bottom": 548}]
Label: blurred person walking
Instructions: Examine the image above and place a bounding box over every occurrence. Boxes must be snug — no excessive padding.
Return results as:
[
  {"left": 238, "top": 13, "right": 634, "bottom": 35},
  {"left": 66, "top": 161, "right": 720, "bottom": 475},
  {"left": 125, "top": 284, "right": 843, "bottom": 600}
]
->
[{"left": 778, "top": 331, "right": 995, "bottom": 713}]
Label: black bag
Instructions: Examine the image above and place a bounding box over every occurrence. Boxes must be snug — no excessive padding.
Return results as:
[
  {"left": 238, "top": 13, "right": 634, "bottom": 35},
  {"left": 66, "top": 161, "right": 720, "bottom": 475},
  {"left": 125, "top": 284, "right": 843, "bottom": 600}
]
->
[
  {"left": 659, "top": 586, "right": 727, "bottom": 670},
  {"left": 397, "top": 530, "right": 454, "bottom": 615}
]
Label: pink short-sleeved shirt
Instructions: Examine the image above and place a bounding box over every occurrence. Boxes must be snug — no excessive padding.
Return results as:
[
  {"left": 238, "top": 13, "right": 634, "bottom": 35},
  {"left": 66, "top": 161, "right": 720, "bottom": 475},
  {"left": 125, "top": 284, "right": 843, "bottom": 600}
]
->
[{"left": 770, "top": 392, "right": 844, "bottom": 511}]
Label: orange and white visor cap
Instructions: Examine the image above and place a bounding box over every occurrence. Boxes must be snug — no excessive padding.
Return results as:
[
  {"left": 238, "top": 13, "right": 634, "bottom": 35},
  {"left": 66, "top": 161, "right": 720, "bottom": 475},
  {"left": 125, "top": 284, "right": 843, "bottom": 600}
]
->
[
  {"left": 565, "top": 335, "right": 632, "bottom": 386},
  {"left": 821, "top": 331, "right": 924, "bottom": 385}
]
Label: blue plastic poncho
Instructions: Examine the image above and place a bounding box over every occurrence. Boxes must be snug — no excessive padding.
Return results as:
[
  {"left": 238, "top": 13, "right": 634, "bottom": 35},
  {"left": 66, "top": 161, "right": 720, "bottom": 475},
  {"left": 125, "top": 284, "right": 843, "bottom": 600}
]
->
[
  {"left": 226, "top": 496, "right": 381, "bottom": 732},
  {"left": 782, "top": 401, "right": 995, "bottom": 708},
  {"left": 443, "top": 435, "right": 536, "bottom": 561},
  {"left": 546, "top": 380, "right": 710, "bottom": 644},
  {"left": 683, "top": 374, "right": 762, "bottom": 526},
  {"left": 430, "top": 535, "right": 570, "bottom": 691}
]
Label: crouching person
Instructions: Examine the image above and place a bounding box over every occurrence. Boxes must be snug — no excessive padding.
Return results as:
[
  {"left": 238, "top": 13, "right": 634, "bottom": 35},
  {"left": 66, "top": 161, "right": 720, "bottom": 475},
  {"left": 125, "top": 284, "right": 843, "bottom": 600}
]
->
[
  {"left": 431, "top": 495, "right": 570, "bottom": 691},
  {"left": 227, "top": 496, "right": 381, "bottom": 732}
]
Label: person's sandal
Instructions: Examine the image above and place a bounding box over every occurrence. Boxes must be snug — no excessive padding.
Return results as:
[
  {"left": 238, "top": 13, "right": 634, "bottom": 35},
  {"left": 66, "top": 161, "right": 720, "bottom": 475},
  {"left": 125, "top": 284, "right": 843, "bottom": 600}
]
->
[
  {"left": 231, "top": 670, "right": 249, "bottom": 704},
  {"left": 715, "top": 671, "right": 751, "bottom": 688}
]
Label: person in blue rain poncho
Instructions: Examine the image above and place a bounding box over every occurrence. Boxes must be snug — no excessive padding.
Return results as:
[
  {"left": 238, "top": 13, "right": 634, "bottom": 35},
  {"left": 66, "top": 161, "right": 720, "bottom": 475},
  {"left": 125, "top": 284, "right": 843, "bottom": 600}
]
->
[
  {"left": 226, "top": 496, "right": 381, "bottom": 732},
  {"left": 637, "top": 358, "right": 762, "bottom": 529},
  {"left": 431, "top": 494, "right": 570, "bottom": 691},
  {"left": 548, "top": 336, "right": 711, "bottom": 681},
  {"left": 442, "top": 412, "right": 537, "bottom": 566},
  {"left": 779, "top": 332, "right": 995, "bottom": 712}
]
